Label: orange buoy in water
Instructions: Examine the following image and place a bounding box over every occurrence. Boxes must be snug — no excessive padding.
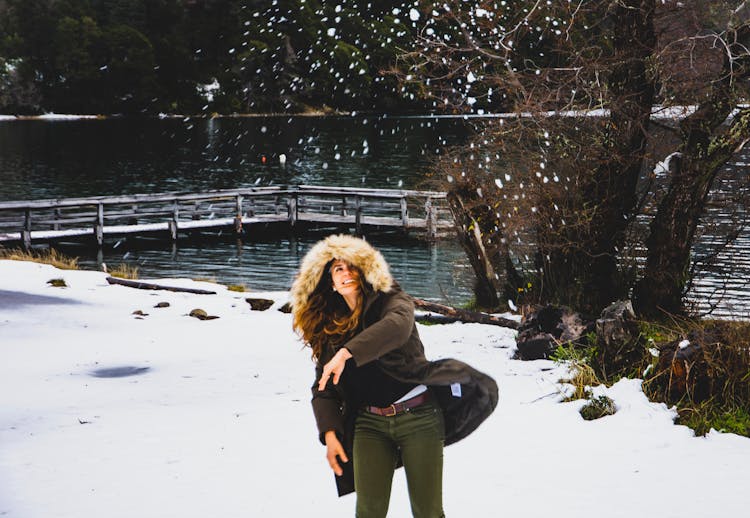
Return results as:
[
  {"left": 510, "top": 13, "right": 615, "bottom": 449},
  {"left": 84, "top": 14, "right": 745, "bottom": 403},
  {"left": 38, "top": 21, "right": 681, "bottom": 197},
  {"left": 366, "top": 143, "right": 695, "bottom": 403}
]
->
[{"left": 261, "top": 155, "right": 267, "bottom": 164}]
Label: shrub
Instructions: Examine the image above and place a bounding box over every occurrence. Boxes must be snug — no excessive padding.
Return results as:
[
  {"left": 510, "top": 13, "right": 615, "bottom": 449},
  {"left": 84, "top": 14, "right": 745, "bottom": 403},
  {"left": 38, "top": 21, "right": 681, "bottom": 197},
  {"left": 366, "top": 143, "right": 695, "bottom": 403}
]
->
[{"left": 642, "top": 319, "right": 750, "bottom": 437}]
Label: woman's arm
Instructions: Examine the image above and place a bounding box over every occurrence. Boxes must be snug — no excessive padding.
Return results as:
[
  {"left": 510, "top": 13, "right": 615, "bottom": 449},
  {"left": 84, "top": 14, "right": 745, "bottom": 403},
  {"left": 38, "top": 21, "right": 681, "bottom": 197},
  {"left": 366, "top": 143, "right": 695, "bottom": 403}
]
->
[
  {"left": 344, "top": 289, "right": 415, "bottom": 366},
  {"left": 317, "top": 347, "right": 352, "bottom": 391},
  {"left": 311, "top": 359, "right": 345, "bottom": 445},
  {"left": 324, "top": 430, "right": 349, "bottom": 476}
]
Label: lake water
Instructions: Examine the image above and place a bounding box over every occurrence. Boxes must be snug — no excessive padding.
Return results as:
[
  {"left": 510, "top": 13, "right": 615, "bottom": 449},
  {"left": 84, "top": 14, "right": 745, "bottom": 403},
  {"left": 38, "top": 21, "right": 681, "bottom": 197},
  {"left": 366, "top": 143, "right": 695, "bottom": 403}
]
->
[
  {"left": 0, "top": 116, "right": 747, "bottom": 316},
  {"left": 0, "top": 116, "right": 478, "bottom": 304}
]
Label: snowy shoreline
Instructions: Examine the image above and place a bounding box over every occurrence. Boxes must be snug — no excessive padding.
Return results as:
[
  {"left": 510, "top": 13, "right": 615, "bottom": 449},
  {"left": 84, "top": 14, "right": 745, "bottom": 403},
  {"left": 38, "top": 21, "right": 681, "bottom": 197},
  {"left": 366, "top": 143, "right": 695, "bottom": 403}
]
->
[
  {"left": 1, "top": 259, "right": 749, "bottom": 517},
  {"left": 1, "top": 104, "right": 727, "bottom": 122}
]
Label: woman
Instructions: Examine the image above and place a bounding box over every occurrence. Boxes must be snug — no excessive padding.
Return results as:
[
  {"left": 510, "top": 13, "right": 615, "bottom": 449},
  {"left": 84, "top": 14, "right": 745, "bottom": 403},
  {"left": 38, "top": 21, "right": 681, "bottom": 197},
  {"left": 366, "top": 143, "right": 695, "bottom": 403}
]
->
[{"left": 291, "top": 234, "right": 498, "bottom": 518}]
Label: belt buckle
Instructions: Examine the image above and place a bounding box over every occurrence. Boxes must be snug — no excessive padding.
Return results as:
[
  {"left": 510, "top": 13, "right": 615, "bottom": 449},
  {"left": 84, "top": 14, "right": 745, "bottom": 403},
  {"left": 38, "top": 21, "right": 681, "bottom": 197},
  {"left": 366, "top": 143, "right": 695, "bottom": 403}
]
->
[{"left": 384, "top": 404, "right": 397, "bottom": 417}]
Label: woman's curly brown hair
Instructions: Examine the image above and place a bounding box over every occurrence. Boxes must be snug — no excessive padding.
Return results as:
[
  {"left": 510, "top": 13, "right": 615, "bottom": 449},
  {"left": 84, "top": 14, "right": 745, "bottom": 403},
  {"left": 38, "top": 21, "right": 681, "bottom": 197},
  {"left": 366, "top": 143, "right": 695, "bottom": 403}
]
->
[{"left": 293, "top": 261, "right": 367, "bottom": 360}]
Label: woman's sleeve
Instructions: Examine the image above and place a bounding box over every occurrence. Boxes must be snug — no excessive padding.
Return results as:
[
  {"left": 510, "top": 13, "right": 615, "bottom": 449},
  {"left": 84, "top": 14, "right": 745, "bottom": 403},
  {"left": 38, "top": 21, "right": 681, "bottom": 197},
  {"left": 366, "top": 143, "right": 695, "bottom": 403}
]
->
[
  {"left": 344, "top": 290, "right": 414, "bottom": 366},
  {"left": 310, "top": 360, "right": 344, "bottom": 445}
]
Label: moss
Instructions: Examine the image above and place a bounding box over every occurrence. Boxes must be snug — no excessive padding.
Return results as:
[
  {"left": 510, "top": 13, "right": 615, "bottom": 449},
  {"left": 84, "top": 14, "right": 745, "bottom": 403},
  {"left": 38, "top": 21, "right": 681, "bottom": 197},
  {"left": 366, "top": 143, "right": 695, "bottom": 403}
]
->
[
  {"left": 678, "top": 403, "right": 750, "bottom": 437},
  {"left": 637, "top": 321, "right": 680, "bottom": 344},
  {"left": 580, "top": 395, "right": 616, "bottom": 420}
]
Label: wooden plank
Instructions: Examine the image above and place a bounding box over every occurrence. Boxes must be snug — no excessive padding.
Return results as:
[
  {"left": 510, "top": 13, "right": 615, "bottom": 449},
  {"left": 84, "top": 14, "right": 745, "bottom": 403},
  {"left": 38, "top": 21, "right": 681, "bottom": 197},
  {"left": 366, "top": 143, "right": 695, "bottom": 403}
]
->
[{"left": 0, "top": 186, "right": 284, "bottom": 210}]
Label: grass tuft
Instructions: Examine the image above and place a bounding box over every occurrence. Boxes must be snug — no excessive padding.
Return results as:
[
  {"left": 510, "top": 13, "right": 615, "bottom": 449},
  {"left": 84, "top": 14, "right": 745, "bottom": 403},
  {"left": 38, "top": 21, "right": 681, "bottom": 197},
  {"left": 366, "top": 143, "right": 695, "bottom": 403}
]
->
[
  {"left": 677, "top": 402, "right": 750, "bottom": 436},
  {"left": 551, "top": 342, "right": 604, "bottom": 401},
  {"left": 227, "top": 284, "right": 246, "bottom": 292},
  {"left": 0, "top": 247, "right": 78, "bottom": 270},
  {"left": 559, "top": 361, "right": 603, "bottom": 401},
  {"left": 47, "top": 278, "right": 68, "bottom": 287},
  {"left": 108, "top": 263, "right": 139, "bottom": 280}
]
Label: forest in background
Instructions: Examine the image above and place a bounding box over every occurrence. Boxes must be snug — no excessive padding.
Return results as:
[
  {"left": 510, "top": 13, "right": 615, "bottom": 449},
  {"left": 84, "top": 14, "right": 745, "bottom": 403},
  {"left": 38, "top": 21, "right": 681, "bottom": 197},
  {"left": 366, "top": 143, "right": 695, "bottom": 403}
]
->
[{"left": 0, "top": 0, "right": 437, "bottom": 115}]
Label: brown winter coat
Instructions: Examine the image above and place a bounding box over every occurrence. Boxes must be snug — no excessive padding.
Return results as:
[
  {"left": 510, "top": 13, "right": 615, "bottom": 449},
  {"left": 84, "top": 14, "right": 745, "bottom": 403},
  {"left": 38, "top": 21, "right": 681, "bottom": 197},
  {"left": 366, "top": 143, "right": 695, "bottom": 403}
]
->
[{"left": 291, "top": 234, "right": 499, "bottom": 496}]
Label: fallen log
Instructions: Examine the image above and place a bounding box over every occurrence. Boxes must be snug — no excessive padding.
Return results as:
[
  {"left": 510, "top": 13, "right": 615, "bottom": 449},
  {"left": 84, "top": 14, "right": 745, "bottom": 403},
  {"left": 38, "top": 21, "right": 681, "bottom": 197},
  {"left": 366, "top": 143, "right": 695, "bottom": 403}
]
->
[
  {"left": 414, "top": 314, "right": 462, "bottom": 325},
  {"left": 411, "top": 297, "right": 519, "bottom": 329},
  {"left": 106, "top": 276, "right": 217, "bottom": 295}
]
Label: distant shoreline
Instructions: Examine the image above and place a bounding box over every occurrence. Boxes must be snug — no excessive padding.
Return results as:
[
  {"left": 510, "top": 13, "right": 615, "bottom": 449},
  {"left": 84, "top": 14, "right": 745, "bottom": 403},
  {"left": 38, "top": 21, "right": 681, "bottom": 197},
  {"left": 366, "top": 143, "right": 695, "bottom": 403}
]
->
[
  {"left": 0, "top": 111, "right": 341, "bottom": 121},
  {"left": 3, "top": 105, "right": 738, "bottom": 122}
]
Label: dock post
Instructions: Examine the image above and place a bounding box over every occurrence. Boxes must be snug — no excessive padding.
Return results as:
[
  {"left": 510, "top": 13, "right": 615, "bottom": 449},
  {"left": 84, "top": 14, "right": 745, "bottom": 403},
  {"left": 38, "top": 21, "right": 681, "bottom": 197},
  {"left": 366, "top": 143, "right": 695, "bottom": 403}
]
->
[
  {"left": 400, "top": 196, "right": 408, "bottom": 234},
  {"left": 425, "top": 197, "right": 437, "bottom": 241},
  {"left": 234, "top": 195, "right": 243, "bottom": 234},
  {"left": 341, "top": 195, "right": 348, "bottom": 217},
  {"left": 355, "top": 195, "right": 362, "bottom": 235},
  {"left": 94, "top": 203, "right": 104, "bottom": 246},
  {"left": 130, "top": 204, "right": 138, "bottom": 225},
  {"left": 288, "top": 193, "right": 298, "bottom": 227},
  {"left": 22, "top": 209, "right": 32, "bottom": 250},
  {"left": 169, "top": 201, "right": 179, "bottom": 240}
]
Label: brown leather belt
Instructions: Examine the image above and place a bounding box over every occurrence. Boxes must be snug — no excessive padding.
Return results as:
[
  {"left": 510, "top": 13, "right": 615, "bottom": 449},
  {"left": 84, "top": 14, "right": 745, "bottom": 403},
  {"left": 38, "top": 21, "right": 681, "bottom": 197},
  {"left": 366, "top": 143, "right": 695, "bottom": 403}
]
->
[{"left": 365, "top": 391, "right": 431, "bottom": 417}]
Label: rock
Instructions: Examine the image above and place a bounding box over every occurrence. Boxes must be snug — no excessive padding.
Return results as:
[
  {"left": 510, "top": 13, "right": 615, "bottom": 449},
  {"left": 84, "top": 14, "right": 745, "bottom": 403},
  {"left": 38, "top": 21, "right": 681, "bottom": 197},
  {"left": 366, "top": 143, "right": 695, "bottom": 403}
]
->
[
  {"left": 516, "top": 332, "right": 557, "bottom": 360},
  {"left": 278, "top": 302, "right": 292, "bottom": 314},
  {"left": 594, "top": 300, "right": 641, "bottom": 377},
  {"left": 596, "top": 300, "right": 637, "bottom": 348},
  {"left": 132, "top": 310, "right": 149, "bottom": 316},
  {"left": 534, "top": 306, "right": 564, "bottom": 334},
  {"left": 189, "top": 308, "right": 219, "bottom": 320},
  {"left": 559, "top": 311, "right": 587, "bottom": 342},
  {"left": 245, "top": 298, "right": 274, "bottom": 311},
  {"left": 154, "top": 302, "right": 170, "bottom": 308},
  {"left": 515, "top": 305, "right": 593, "bottom": 360}
]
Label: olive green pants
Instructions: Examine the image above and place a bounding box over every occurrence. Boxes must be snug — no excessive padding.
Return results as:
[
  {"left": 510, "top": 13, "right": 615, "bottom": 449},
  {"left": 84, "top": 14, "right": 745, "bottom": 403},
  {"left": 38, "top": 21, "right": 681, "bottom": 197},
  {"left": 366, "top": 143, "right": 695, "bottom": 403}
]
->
[{"left": 353, "top": 401, "right": 445, "bottom": 518}]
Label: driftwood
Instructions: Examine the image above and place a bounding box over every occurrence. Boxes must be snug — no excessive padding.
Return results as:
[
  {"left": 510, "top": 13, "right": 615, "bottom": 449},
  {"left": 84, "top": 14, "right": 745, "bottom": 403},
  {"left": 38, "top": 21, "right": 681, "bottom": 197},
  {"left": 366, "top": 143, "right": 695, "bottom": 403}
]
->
[
  {"left": 105, "top": 276, "right": 217, "bottom": 294},
  {"left": 411, "top": 297, "right": 519, "bottom": 329}
]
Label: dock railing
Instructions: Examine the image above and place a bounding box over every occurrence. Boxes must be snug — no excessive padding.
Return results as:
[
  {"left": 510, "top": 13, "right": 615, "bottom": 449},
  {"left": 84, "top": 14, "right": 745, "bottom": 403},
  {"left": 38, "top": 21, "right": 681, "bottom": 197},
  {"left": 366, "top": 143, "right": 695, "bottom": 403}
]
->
[{"left": 0, "top": 185, "right": 454, "bottom": 248}]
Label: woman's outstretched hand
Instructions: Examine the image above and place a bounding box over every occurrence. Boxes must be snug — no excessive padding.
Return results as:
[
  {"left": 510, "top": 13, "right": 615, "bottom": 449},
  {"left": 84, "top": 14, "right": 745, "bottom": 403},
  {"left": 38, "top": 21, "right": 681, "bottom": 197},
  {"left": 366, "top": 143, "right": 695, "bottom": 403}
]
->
[
  {"left": 318, "top": 347, "right": 352, "bottom": 391},
  {"left": 324, "top": 430, "right": 349, "bottom": 476}
]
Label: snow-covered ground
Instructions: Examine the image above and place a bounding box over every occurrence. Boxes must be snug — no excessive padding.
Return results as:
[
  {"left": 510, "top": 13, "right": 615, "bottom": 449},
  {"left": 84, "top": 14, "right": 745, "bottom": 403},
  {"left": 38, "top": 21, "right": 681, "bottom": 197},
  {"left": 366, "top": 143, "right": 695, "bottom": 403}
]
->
[{"left": 1, "top": 259, "right": 748, "bottom": 517}]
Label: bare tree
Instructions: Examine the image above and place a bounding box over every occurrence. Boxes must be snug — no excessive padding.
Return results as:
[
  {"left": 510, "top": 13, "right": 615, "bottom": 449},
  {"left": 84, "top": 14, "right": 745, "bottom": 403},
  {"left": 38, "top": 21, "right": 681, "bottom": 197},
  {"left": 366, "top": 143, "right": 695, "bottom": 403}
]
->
[{"left": 401, "top": 0, "right": 750, "bottom": 317}]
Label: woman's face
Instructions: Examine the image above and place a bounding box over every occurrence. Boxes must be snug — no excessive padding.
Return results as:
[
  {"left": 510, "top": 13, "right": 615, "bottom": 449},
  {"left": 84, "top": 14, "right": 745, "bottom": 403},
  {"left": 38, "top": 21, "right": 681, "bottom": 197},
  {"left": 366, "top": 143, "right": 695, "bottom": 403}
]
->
[{"left": 330, "top": 259, "right": 360, "bottom": 300}]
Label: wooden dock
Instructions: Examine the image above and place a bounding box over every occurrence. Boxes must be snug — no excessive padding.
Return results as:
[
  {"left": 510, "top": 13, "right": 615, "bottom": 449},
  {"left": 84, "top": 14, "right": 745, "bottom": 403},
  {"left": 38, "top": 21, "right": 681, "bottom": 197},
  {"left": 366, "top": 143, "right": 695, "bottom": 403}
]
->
[{"left": 0, "top": 185, "right": 454, "bottom": 248}]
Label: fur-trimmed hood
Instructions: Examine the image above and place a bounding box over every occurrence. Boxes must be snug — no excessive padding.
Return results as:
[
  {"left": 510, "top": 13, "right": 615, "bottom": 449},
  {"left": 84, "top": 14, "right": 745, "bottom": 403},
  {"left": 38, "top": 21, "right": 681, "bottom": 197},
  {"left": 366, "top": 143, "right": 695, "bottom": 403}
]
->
[{"left": 290, "top": 234, "right": 393, "bottom": 312}]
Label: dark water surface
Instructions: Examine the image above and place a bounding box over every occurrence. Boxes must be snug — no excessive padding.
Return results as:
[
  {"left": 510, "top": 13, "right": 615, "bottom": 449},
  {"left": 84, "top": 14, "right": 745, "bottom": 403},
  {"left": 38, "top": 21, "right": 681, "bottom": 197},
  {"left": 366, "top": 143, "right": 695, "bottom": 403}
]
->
[
  {"left": 1, "top": 116, "right": 748, "bottom": 316},
  {"left": 0, "top": 116, "right": 468, "bottom": 199},
  {"left": 0, "top": 116, "right": 478, "bottom": 304}
]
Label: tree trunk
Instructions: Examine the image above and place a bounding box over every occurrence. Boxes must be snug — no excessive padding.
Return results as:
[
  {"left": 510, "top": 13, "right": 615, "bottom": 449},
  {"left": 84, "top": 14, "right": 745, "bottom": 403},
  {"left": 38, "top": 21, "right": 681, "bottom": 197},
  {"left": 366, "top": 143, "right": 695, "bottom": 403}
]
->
[
  {"left": 446, "top": 187, "right": 505, "bottom": 308},
  {"left": 579, "top": 0, "right": 656, "bottom": 312},
  {"left": 633, "top": 10, "right": 750, "bottom": 316},
  {"left": 634, "top": 107, "right": 750, "bottom": 317}
]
